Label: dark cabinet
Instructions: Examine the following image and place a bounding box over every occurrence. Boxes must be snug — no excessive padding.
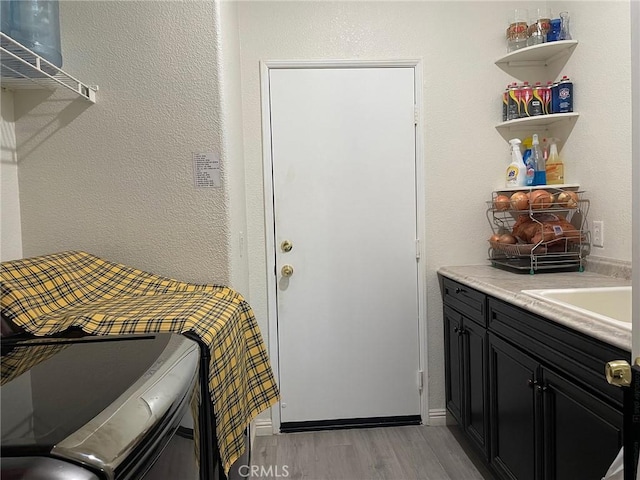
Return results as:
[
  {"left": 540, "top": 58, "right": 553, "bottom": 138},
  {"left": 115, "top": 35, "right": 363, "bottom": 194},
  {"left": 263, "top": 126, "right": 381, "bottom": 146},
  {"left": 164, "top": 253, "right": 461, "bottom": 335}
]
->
[
  {"left": 440, "top": 274, "right": 630, "bottom": 480},
  {"left": 464, "top": 318, "right": 489, "bottom": 453},
  {"left": 442, "top": 279, "right": 489, "bottom": 459},
  {"left": 489, "top": 334, "right": 539, "bottom": 480},
  {"left": 542, "top": 368, "right": 623, "bottom": 480},
  {"left": 444, "top": 306, "right": 464, "bottom": 423},
  {"left": 489, "top": 332, "right": 623, "bottom": 480}
]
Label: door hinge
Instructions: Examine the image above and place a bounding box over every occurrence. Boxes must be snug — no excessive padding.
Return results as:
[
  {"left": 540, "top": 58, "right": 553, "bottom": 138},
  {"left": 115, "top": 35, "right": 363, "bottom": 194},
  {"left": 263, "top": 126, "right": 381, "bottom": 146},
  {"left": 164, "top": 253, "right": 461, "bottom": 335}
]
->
[
  {"left": 415, "top": 239, "right": 421, "bottom": 260},
  {"left": 414, "top": 105, "right": 419, "bottom": 125},
  {"left": 417, "top": 370, "right": 424, "bottom": 391}
]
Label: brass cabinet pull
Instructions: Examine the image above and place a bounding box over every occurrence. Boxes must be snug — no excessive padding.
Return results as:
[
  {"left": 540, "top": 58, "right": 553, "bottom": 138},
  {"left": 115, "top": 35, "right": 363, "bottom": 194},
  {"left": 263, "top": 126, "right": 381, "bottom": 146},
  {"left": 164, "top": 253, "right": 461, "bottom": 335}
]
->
[{"left": 605, "top": 360, "right": 632, "bottom": 387}]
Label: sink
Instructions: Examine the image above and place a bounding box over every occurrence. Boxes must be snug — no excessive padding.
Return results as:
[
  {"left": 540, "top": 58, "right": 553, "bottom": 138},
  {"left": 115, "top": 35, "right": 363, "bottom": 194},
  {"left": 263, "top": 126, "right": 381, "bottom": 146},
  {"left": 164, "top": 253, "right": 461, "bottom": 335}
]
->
[{"left": 521, "top": 286, "right": 632, "bottom": 330}]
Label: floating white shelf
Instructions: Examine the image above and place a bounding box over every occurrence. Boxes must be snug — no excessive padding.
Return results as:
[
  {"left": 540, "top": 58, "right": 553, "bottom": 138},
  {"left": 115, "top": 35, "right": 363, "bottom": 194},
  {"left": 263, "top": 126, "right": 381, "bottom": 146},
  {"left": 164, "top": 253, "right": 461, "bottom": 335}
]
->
[
  {"left": 495, "top": 183, "right": 580, "bottom": 193},
  {"left": 495, "top": 112, "right": 579, "bottom": 132},
  {"left": 0, "top": 33, "right": 97, "bottom": 103},
  {"left": 495, "top": 40, "right": 578, "bottom": 69}
]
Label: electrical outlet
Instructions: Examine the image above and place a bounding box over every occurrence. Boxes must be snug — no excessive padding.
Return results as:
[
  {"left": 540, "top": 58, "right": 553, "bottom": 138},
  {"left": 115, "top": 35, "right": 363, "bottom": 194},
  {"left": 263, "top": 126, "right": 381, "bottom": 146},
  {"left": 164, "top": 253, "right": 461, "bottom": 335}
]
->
[{"left": 593, "top": 221, "right": 604, "bottom": 247}]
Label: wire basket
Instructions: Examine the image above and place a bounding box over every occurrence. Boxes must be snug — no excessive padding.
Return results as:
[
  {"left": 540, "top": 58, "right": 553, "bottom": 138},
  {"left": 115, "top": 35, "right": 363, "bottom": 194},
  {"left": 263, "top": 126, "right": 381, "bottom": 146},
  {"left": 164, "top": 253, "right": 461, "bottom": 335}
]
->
[{"left": 486, "top": 186, "right": 590, "bottom": 273}]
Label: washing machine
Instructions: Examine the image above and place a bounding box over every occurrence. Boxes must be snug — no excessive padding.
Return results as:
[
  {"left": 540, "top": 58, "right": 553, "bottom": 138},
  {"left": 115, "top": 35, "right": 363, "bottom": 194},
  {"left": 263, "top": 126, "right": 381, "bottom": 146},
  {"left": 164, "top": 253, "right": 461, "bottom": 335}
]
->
[{"left": 1, "top": 332, "right": 204, "bottom": 480}]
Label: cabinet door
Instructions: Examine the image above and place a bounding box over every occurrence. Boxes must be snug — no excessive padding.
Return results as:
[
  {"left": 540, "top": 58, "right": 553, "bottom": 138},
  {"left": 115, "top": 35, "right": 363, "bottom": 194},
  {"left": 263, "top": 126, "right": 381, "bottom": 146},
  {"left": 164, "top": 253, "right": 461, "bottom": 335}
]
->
[
  {"left": 463, "top": 319, "right": 489, "bottom": 458},
  {"left": 489, "top": 334, "right": 541, "bottom": 480},
  {"left": 542, "top": 368, "right": 623, "bottom": 480},
  {"left": 444, "top": 306, "right": 463, "bottom": 424}
]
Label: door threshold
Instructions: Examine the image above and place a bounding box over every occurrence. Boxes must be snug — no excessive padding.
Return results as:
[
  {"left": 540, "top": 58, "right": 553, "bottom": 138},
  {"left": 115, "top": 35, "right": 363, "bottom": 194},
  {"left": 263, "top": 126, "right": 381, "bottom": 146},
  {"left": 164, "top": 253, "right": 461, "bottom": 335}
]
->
[{"left": 280, "top": 415, "right": 421, "bottom": 433}]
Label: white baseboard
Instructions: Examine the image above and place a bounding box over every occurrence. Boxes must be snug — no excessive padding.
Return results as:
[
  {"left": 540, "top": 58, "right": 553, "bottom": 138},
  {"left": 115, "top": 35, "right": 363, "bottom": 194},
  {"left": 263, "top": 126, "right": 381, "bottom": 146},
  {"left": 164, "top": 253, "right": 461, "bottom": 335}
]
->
[
  {"left": 253, "top": 411, "right": 447, "bottom": 435},
  {"left": 254, "top": 418, "right": 274, "bottom": 436},
  {"left": 426, "top": 408, "right": 448, "bottom": 426}
]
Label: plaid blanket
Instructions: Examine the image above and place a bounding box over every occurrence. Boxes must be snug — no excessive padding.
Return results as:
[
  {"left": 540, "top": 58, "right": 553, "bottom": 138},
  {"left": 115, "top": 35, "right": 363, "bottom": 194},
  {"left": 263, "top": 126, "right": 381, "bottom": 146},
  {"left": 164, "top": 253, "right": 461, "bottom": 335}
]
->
[{"left": 0, "top": 251, "right": 279, "bottom": 474}]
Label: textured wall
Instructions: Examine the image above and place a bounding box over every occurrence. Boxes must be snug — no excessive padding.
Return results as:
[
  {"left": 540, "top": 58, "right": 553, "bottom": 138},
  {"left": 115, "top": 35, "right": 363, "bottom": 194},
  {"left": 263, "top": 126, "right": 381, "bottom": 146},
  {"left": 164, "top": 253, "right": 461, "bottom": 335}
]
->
[
  {"left": 1, "top": 90, "right": 23, "bottom": 261},
  {"left": 631, "top": 0, "right": 639, "bottom": 358},
  {"left": 236, "top": 0, "right": 633, "bottom": 415},
  {"left": 550, "top": 0, "right": 632, "bottom": 261},
  {"left": 15, "top": 1, "right": 232, "bottom": 285},
  {"left": 219, "top": 0, "right": 250, "bottom": 296}
]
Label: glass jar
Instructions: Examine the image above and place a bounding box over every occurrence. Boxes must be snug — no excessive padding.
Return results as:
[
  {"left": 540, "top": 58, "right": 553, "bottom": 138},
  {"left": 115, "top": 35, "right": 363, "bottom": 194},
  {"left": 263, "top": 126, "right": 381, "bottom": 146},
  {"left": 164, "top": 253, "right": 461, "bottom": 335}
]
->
[
  {"left": 527, "top": 8, "right": 551, "bottom": 46},
  {"left": 559, "top": 11, "right": 572, "bottom": 40},
  {"left": 506, "top": 9, "right": 528, "bottom": 52}
]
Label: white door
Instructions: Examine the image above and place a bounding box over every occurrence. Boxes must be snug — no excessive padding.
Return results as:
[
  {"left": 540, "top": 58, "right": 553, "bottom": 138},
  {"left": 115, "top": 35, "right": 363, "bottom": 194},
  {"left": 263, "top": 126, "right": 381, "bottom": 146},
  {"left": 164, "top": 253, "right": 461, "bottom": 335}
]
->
[{"left": 268, "top": 66, "right": 420, "bottom": 426}]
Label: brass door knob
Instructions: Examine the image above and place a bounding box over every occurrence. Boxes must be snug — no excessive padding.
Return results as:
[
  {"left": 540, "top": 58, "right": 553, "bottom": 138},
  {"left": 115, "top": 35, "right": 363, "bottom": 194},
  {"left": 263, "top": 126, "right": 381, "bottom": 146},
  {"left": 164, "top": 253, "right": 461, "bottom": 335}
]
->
[
  {"left": 281, "top": 265, "right": 294, "bottom": 277},
  {"left": 605, "top": 360, "right": 632, "bottom": 387},
  {"left": 281, "top": 240, "right": 293, "bottom": 252}
]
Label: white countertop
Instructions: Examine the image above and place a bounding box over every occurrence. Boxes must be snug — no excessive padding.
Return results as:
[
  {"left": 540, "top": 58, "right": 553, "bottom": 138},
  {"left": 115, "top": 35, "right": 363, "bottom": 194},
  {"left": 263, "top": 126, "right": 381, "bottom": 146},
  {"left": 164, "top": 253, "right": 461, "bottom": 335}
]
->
[{"left": 437, "top": 265, "right": 632, "bottom": 351}]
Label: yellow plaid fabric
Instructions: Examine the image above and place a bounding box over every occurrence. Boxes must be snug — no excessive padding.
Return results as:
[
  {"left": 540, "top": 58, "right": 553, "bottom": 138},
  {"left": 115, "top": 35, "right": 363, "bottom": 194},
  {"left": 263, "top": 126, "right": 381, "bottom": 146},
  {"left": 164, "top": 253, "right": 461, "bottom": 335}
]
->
[{"left": 0, "top": 251, "right": 279, "bottom": 474}]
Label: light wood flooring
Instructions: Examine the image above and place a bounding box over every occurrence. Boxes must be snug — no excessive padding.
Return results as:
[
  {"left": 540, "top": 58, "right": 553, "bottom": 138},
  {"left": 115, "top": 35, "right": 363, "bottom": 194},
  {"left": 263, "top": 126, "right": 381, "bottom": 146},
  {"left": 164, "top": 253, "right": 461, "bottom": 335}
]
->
[
  {"left": 251, "top": 425, "right": 495, "bottom": 480},
  {"left": 144, "top": 424, "right": 495, "bottom": 479}
]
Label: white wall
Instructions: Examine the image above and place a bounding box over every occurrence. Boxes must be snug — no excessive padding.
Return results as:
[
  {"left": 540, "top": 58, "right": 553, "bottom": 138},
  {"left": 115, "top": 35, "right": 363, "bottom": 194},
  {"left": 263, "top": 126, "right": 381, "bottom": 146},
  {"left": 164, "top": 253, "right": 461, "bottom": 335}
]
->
[
  {"left": 631, "top": 0, "right": 639, "bottom": 359},
  {"left": 0, "top": 90, "right": 22, "bottom": 261},
  {"left": 237, "top": 0, "right": 633, "bottom": 413},
  {"left": 219, "top": 0, "right": 250, "bottom": 296},
  {"left": 13, "top": 1, "right": 236, "bottom": 287},
  {"left": 551, "top": 0, "right": 632, "bottom": 261}
]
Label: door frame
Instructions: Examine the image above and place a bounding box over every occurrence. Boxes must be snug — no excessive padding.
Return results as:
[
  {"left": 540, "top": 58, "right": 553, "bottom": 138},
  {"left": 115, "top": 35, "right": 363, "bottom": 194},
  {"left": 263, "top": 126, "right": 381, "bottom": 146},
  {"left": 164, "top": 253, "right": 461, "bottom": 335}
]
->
[{"left": 260, "top": 59, "right": 427, "bottom": 434}]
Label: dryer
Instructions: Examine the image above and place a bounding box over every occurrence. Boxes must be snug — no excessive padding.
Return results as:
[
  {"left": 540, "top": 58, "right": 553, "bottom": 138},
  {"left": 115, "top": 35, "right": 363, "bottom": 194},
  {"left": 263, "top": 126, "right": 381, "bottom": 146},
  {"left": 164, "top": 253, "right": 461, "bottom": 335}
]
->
[{"left": 1, "top": 333, "right": 201, "bottom": 480}]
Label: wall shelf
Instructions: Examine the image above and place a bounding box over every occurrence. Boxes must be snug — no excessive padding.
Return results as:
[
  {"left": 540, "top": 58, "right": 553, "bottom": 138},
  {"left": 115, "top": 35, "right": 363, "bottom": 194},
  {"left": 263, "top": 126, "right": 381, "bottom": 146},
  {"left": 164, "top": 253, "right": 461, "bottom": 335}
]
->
[
  {"left": 494, "top": 183, "right": 580, "bottom": 193},
  {"left": 495, "top": 112, "right": 579, "bottom": 132},
  {"left": 495, "top": 40, "right": 578, "bottom": 70},
  {"left": 0, "top": 33, "right": 97, "bottom": 103},
  {"left": 495, "top": 112, "right": 579, "bottom": 151}
]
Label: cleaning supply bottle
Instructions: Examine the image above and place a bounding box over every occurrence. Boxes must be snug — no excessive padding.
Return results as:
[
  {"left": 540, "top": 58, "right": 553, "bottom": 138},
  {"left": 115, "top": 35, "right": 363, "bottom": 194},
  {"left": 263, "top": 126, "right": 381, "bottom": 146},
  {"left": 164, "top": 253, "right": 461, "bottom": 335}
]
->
[
  {"left": 521, "top": 136, "right": 535, "bottom": 186},
  {"left": 506, "top": 138, "right": 527, "bottom": 187},
  {"left": 531, "top": 134, "right": 546, "bottom": 185},
  {"left": 545, "top": 138, "right": 565, "bottom": 184}
]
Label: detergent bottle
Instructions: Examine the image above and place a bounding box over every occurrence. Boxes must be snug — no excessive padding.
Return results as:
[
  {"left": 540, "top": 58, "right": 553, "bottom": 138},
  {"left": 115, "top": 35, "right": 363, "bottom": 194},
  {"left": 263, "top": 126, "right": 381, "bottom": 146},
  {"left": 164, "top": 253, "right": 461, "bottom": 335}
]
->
[
  {"left": 506, "top": 138, "right": 527, "bottom": 187},
  {"left": 545, "top": 138, "right": 565, "bottom": 185}
]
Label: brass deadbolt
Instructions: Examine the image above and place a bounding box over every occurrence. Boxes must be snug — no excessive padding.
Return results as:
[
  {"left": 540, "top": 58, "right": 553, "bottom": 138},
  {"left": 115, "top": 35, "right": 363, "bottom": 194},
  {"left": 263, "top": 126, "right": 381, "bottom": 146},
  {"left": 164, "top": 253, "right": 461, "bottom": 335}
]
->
[
  {"left": 281, "top": 240, "right": 293, "bottom": 252},
  {"left": 605, "top": 360, "right": 632, "bottom": 387}
]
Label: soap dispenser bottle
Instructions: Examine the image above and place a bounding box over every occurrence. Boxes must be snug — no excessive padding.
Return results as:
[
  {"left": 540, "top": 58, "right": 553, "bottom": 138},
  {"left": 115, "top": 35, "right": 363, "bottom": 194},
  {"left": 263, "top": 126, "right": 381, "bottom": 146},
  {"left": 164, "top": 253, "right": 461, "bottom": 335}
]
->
[{"left": 506, "top": 138, "right": 527, "bottom": 187}]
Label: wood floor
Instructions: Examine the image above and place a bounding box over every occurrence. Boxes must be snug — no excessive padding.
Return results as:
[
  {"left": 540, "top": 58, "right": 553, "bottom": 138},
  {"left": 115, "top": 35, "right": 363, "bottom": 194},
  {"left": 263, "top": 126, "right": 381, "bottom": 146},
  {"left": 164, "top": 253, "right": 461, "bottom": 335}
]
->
[
  {"left": 144, "top": 424, "right": 495, "bottom": 479},
  {"left": 251, "top": 424, "right": 495, "bottom": 480}
]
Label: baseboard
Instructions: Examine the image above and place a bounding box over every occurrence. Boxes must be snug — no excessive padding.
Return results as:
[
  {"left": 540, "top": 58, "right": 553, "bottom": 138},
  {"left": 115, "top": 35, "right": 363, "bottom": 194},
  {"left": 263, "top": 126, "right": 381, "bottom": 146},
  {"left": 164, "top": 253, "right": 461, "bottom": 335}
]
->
[
  {"left": 254, "top": 418, "right": 274, "bottom": 437},
  {"left": 427, "top": 408, "right": 448, "bottom": 426},
  {"left": 249, "top": 419, "right": 257, "bottom": 452},
  {"left": 254, "top": 411, "right": 447, "bottom": 434}
]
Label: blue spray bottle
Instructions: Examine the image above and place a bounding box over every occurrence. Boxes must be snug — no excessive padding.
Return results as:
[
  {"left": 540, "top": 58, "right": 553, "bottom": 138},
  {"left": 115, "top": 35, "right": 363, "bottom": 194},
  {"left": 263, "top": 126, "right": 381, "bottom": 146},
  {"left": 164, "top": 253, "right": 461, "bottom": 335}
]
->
[
  {"left": 531, "top": 134, "right": 546, "bottom": 185},
  {"left": 522, "top": 137, "right": 535, "bottom": 186}
]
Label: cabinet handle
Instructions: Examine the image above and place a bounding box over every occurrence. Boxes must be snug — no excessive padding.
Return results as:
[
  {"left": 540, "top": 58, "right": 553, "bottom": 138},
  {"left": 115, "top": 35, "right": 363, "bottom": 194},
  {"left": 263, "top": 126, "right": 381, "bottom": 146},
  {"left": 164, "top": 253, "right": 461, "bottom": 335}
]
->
[
  {"left": 455, "top": 287, "right": 467, "bottom": 294},
  {"left": 453, "top": 326, "right": 460, "bottom": 334},
  {"left": 527, "top": 379, "right": 547, "bottom": 392}
]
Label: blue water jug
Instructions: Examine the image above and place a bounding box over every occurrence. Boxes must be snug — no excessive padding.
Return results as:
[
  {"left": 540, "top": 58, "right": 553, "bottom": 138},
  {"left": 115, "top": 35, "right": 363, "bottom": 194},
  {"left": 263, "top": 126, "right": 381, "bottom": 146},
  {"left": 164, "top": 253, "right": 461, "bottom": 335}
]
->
[{"left": 1, "top": 0, "right": 63, "bottom": 68}]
